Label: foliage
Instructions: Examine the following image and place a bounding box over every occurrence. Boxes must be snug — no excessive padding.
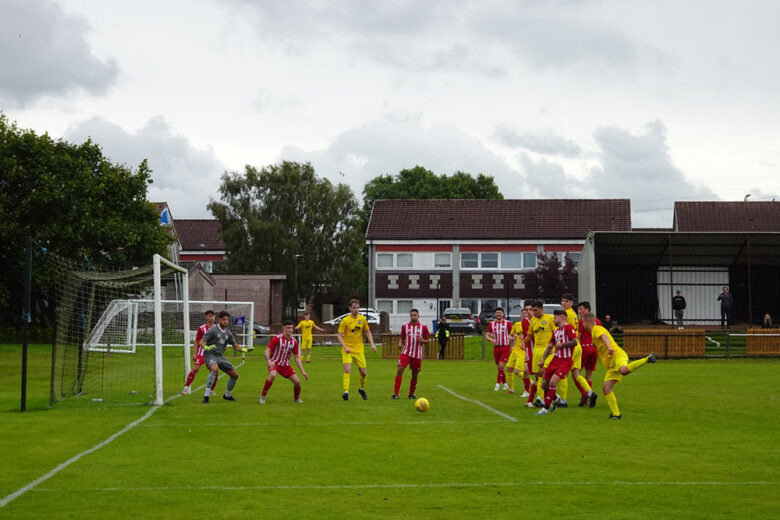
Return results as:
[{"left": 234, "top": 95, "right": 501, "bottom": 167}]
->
[
  {"left": 0, "top": 114, "right": 172, "bottom": 327},
  {"left": 208, "top": 161, "right": 365, "bottom": 314},
  {"left": 522, "top": 252, "right": 578, "bottom": 301}
]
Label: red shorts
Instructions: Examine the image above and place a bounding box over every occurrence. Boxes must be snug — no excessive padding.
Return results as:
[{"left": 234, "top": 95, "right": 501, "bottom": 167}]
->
[
  {"left": 195, "top": 354, "right": 205, "bottom": 367},
  {"left": 269, "top": 364, "right": 295, "bottom": 378},
  {"left": 544, "top": 357, "right": 573, "bottom": 380},
  {"left": 493, "top": 346, "right": 511, "bottom": 364},
  {"left": 582, "top": 345, "right": 598, "bottom": 371},
  {"left": 398, "top": 353, "right": 422, "bottom": 372}
]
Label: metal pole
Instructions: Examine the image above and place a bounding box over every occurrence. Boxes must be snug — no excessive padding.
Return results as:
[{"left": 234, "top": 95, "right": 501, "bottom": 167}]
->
[
  {"left": 725, "top": 333, "right": 731, "bottom": 359},
  {"left": 153, "top": 254, "right": 163, "bottom": 406},
  {"left": 668, "top": 233, "right": 674, "bottom": 326},
  {"left": 747, "top": 234, "right": 753, "bottom": 326},
  {"left": 21, "top": 236, "right": 32, "bottom": 412}
]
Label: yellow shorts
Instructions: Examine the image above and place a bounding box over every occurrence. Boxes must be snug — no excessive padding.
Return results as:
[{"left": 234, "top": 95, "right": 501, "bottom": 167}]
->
[
  {"left": 572, "top": 344, "right": 582, "bottom": 371},
  {"left": 604, "top": 349, "right": 629, "bottom": 382},
  {"left": 532, "top": 347, "right": 548, "bottom": 372},
  {"left": 507, "top": 349, "right": 525, "bottom": 371},
  {"left": 341, "top": 350, "right": 367, "bottom": 368},
  {"left": 301, "top": 338, "right": 312, "bottom": 349}
]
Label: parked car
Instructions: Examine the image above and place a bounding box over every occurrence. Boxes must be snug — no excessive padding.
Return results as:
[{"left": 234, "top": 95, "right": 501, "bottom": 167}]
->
[
  {"left": 324, "top": 308, "right": 381, "bottom": 326},
  {"left": 442, "top": 307, "right": 477, "bottom": 332},
  {"left": 543, "top": 303, "right": 563, "bottom": 315},
  {"left": 252, "top": 323, "right": 271, "bottom": 345}
]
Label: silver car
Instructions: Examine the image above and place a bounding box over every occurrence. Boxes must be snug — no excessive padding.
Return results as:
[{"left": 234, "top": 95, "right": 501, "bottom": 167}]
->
[{"left": 442, "top": 307, "right": 477, "bottom": 332}]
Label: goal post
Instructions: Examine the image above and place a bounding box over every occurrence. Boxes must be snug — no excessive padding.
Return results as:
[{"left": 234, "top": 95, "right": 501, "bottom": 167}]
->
[{"left": 153, "top": 254, "right": 189, "bottom": 405}]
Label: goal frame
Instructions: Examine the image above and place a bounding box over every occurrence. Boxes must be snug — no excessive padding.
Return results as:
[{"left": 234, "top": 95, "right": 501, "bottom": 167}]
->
[{"left": 154, "top": 254, "right": 189, "bottom": 405}]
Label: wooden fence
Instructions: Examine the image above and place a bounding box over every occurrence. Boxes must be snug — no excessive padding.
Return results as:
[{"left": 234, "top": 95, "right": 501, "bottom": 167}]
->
[
  {"left": 379, "top": 334, "right": 465, "bottom": 360},
  {"left": 621, "top": 329, "right": 706, "bottom": 358},
  {"left": 745, "top": 328, "right": 780, "bottom": 357}
]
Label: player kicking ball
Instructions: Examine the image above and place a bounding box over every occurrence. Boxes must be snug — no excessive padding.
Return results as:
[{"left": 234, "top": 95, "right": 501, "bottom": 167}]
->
[
  {"left": 260, "top": 320, "right": 309, "bottom": 404},
  {"left": 393, "top": 308, "right": 430, "bottom": 400},
  {"left": 535, "top": 310, "right": 578, "bottom": 416},
  {"left": 199, "top": 310, "right": 249, "bottom": 403},
  {"left": 581, "top": 312, "right": 656, "bottom": 419}
]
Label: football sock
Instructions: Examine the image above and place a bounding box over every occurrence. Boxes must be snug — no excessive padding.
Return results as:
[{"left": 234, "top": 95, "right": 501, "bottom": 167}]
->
[
  {"left": 343, "top": 373, "right": 350, "bottom": 392},
  {"left": 294, "top": 384, "right": 301, "bottom": 401},
  {"left": 359, "top": 374, "right": 366, "bottom": 388},
  {"left": 506, "top": 370, "right": 515, "bottom": 390},
  {"left": 545, "top": 384, "right": 557, "bottom": 408},
  {"left": 557, "top": 377, "right": 568, "bottom": 401},
  {"left": 627, "top": 356, "right": 650, "bottom": 372},
  {"left": 394, "top": 375, "right": 403, "bottom": 395},
  {"left": 409, "top": 375, "right": 418, "bottom": 396},
  {"left": 205, "top": 372, "right": 216, "bottom": 397},
  {"left": 498, "top": 369, "right": 506, "bottom": 384},
  {"left": 262, "top": 379, "right": 272, "bottom": 396},
  {"left": 536, "top": 379, "right": 546, "bottom": 401},
  {"left": 523, "top": 377, "right": 531, "bottom": 393},
  {"left": 185, "top": 371, "right": 196, "bottom": 388},
  {"left": 586, "top": 378, "right": 593, "bottom": 390},
  {"left": 226, "top": 376, "right": 237, "bottom": 395},
  {"left": 211, "top": 373, "right": 218, "bottom": 390},
  {"left": 527, "top": 381, "right": 537, "bottom": 403},
  {"left": 574, "top": 375, "right": 591, "bottom": 396},
  {"left": 605, "top": 391, "right": 620, "bottom": 416}
]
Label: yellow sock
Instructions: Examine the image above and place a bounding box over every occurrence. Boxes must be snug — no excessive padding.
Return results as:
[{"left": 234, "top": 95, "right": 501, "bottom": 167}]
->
[
  {"left": 627, "top": 356, "right": 649, "bottom": 372},
  {"left": 506, "top": 370, "right": 515, "bottom": 390},
  {"left": 605, "top": 391, "right": 620, "bottom": 416},
  {"left": 558, "top": 377, "right": 568, "bottom": 401},
  {"left": 576, "top": 374, "right": 592, "bottom": 393},
  {"left": 342, "top": 373, "right": 350, "bottom": 392},
  {"left": 360, "top": 375, "right": 366, "bottom": 388}
]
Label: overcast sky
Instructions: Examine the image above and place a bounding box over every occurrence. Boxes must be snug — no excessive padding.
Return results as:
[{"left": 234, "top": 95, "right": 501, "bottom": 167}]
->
[{"left": 2, "top": 0, "right": 779, "bottom": 227}]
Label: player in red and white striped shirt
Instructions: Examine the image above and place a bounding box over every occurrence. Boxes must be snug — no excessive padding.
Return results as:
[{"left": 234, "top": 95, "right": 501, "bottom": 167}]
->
[
  {"left": 535, "top": 310, "right": 578, "bottom": 415},
  {"left": 485, "top": 308, "right": 513, "bottom": 391},
  {"left": 393, "top": 309, "right": 431, "bottom": 400},
  {"left": 260, "top": 320, "right": 309, "bottom": 404},
  {"left": 182, "top": 310, "right": 218, "bottom": 395}
]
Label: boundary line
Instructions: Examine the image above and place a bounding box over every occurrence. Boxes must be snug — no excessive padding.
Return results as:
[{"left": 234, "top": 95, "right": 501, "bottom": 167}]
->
[
  {"left": 141, "top": 419, "right": 506, "bottom": 428},
  {"left": 438, "top": 384, "right": 517, "bottom": 422},
  {"left": 0, "top": 360, "right": 244, "bottom": 509}
]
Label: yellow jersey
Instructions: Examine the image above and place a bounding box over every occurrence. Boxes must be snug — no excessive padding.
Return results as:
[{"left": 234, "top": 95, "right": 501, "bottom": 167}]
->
[
  {"left": 297, "top": 319, "right": 314, "bottom": 341},
  {"left": 591, "top": 324, "right": 626, "bottom": 365},
  {"left": 338, "top": 313, "right": 369, "bottom": 353},
  {"left": 529, "top": 314, "right": 555, "bottom": 351},
  {"left": 565, "top": 308, "right": 578, "bottom": 333}
]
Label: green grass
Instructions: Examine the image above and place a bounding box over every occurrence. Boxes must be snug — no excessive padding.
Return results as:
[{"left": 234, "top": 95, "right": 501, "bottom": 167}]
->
[{"left": 2, "top": 343, "right": 779, "bottom": 519}]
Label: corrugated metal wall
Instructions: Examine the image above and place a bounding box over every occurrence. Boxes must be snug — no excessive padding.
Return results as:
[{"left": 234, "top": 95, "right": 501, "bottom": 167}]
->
[
  {"left": 595, "top": 266, "right": 657, "bottom": 324},
  {"left": 657, "top": 267, "right": 728, "bottom": 325}
]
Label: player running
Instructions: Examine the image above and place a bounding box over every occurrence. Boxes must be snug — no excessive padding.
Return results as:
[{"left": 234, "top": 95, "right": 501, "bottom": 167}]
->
[
  {"left": 581, "top": 312, "right": 656, "bottom": 419},
  {"left": 524, "top": 300, "right": 556, "bottom": 407},
  {"left": 485, "top": 307, "right": 512, "bottom": 391},
  {"left": 296, "top": 312, "right": 325, "bottom": 363},
  {"left": 199, "top": 310, "right": 249, "bottom": 403},
  {"left": 393, "top": 308, "right": 431, "bottom": 400},
  {"left": 561, "top": 293, "right": 595, "bottom": 408},
  {"left": 260, "top": 320, "right": 309, "bottom": 404},
  {"left": 507, "top": 306, "right": 532, "bottom": 396},
  {"left": 337, "top": 299, "right": 377, "bottom": 400},
  {"left": 535, "top": 310, "right": 578, "bottom": 415},
  {"left": 577, "top": 301, "right": 601, "bottom": 397},
  {"left": 182, "top": 309, "right": 218, "bottom": 395}
]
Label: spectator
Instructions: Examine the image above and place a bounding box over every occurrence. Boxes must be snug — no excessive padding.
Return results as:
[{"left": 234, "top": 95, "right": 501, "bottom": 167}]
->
[
  {"left": 436, "top": 316, "right": 450, "bottom": 359},
  {"left": 763, "top": 313, "right": 773, "bottom": 329},
  {"left": 603, "top": 314, "right": 623, "bottom": 334},
  {"left": 672, "top": 290, "right": 687, "bottom": 329},
  {"left": 717, "top": 287, "right": 734, "bottom": 327}
]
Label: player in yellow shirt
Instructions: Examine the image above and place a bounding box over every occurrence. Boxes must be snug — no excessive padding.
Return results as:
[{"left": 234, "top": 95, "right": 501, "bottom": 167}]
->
[
  {"left": 337, "top": 299, "right": 377, "bottom": 401},
  {"left": 507, "top": 305, "right": 532, "bottom": 396},
  {"left": 296, "top": 312, "right": 325, "bottom": 363},
  {"left": 581, "top": 312, "right": 656, "bottom": 419},
  {"left": 561, "top": 293, "right": 595, "bottom": 407},
  {"left": 524, "top": 300, "right": 556, "bottom": 408}
]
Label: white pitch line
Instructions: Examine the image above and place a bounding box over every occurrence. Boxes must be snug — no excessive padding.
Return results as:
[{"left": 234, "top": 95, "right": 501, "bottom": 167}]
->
[
  {"left": 0, "top": 361, "right": 244, "bottom": 509},
  {"left": 142, "top": 419, "right": 506, "bottom": 428},
  {"left": 438, "top": 384, "right": 517, "bottom": 422},
  {"left": 31, "top": 481, "right": 777, "bottom": 493}
]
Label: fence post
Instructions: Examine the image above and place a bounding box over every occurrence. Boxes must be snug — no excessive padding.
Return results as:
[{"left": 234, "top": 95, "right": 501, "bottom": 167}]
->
[{"left": 726, "top": 333, "right": 731, "bottom": 359}]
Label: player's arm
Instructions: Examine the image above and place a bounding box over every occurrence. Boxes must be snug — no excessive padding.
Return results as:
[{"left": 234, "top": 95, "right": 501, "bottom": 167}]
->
[
  {"left": 523, "top": 330, "right": 534, "bottom": 347},
  {"left": 364, "top": 326, "right": 377, "bottom": 352},
  {"left": 420, "top": 326, "right": 431, "bottom": 343},
  {"left": 484, "top": 327, "right": 496, "bottom": 345},
  {"left": 337, "top": 321, "right": 350, "bottom": 353},
  {"left": 314, "top": 322, "right": 325, "bottom": 332},
  {"left": 538, "top": 342, "right": 554, "bottom": 369},
  {"left": 599, "top": 334, "right": 614, "bottom": 356},
  {"left": 397, "top": 327, "right": 405, "bottom": 350},
  {"left": 193, "top": 329, "right": 203, "bottom": 360},
  {"left": 293, "top": 345, "right": 308, "bottom": 380},
  {"left": 263, "top": 341, "right": 276, "bottom": 371}
]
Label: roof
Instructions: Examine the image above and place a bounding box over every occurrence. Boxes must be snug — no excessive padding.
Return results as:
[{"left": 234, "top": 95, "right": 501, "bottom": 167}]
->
[
  {"left": 365, "top": 199, "right": 632, "bottom": 240},
  {"left": 175, "top": 219, "right": 224, "bottom": 251},
  {"left": 674, "top": 201, "right": 780, "bottom": 232}
]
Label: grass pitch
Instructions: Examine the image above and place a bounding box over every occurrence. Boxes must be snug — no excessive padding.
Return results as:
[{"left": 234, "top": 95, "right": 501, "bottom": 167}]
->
[{"left": 1, "top": 343, "right": 779, "bottom": 519}]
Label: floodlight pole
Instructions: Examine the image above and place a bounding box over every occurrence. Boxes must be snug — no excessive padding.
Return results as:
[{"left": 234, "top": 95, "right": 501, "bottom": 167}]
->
[{"left": 20, "top": 236, "right": 32, "bottom": 412}]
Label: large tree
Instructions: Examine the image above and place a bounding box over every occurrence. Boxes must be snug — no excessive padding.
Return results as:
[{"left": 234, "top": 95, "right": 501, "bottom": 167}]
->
[
  {"left": 361, "top": 165, "right": 504, "bottom": 231},
  {"left": 0, "top": 114, "right": 172, "bottom": 328},
  {"left": 522, "top": 253, "right": 578, "bottom": 301},
  {"left": 208, "top": 161, "right": 365, "bottom": 314}
]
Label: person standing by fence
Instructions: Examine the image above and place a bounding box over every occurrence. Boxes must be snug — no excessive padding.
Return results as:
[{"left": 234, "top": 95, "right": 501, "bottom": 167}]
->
[
  {"left": 672, "top": 290, "right": 687, "bottom": 329},
  {"left": 717, "top": 286, "right": 734, "bottom": 327}
]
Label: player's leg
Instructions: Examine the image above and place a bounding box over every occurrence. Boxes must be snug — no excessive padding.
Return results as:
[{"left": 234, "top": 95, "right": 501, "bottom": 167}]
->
[
  {"left": 289, "top": 373, "right": 303, "bottom": 402},
  {"left": 203, "top": 363, "right": 219, "bottom": 402},
  {"left": 408, "top": 358, "right": 421, "bottom": 398},
  {"left": 626, "top": 352, "right": 656, "bottom": 373},
  {"left": 341, "top": 350, "right": 352, "bottom": 399},
  {"left": 183, "top": 358, "right": 202, "bottom": 394},
  {"left": 260, "top": 369, "right": 278, "bottom": 403},
  {"left": 393, "top": 358, "right": 407, "bottom": 399},
  {"left": 506, "top": 351, "right": 517, "bottom": 393},
  {"left": 357, "top": 366, "right": 368, "bottom": 399},
  {"left": 557, "top": 374, "right": 568, "bottom": 406},
  {"left": 602, "top": 379, "right": 621, "bottom": 418},
  {"left": 222, "top": 365, "right": 239, "bottom": 400}
]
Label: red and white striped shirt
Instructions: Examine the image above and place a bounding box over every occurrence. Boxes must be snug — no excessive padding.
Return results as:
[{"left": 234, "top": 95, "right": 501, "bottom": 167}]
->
[
  {"left": 552, "top": 324, "right": 577, "bottom": 359},
  {"left": 522, "top": 318, "right": 533, "bottom": 357},
  {"left": 267, "top": 334, "right": 299, "bottom": 367},
  {"left": 194, "top": 323, "right": 213, "bottom": 357},
  {"left": 401, "top": 322, "right": 430, "bottom": 359},
  {"left": 489, "top": 319, "right": 513, "bottom": 347},
  {"left": 578, "top": 317, "right": 602, "bottom": 348}
]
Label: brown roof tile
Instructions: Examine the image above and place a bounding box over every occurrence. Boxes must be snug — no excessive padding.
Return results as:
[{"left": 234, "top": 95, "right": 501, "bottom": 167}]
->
[
  {"left": 366, "top": 199, "right": 631, "bottom": 240},
  {"left": 175, "top": 219, "right": 225, "bottom": 251},
  {"left": 674, "top": 202, "right": 780, "bottom": 232}
]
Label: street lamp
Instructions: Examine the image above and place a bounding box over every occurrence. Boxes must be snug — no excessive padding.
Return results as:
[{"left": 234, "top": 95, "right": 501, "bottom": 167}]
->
[{"left": 294, "top": 254, "right": 303, "bottom": 317}]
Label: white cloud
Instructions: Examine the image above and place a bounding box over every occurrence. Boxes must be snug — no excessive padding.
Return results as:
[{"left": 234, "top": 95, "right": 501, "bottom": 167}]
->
[{"left": 494, "top": 126, "right": 581, "bottom": 157}]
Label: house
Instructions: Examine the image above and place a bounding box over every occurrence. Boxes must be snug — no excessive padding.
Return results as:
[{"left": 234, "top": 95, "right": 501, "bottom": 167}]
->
[
  {"left": 175, "top": 219, "right": 226, "bottom": 273},
  {"left": 365, "top": 199, "right": 631, "bottom": 331}
]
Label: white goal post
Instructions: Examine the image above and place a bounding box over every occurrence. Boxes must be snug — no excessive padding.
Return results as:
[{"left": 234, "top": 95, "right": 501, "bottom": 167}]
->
[{"left": 154, "top": 254, "right": 188, "bottom": 405}]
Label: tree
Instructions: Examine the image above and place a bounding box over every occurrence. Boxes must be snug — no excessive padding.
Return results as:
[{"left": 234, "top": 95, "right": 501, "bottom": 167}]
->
[
  {"left": 360, "top": 165, "right": 503, "bottom": 232},
  {"left": 0, "top": 114, "right": 173, "bottom": 328},
  {"left": 522, "top": 253, "right": 578, "bottom": 301},
  {"left": 208, "top": 161, "right": 365, "bottom": 315}
]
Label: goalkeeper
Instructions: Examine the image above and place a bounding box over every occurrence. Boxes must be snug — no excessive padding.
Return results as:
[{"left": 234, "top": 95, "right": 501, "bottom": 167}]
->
[{"left": 199, "top": 310, "right": 250, "bottom": 403}]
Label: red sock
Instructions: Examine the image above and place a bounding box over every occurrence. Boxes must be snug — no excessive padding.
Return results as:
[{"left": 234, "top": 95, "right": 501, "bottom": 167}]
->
[
  {"left": 527, "top": 382, "right": 537, "bottom": 403},
  {"left": 523, "top": 378, "right": 530, "bottom": 392},
  {"left": 545, "top": 385, "right": 557, "bottom": 408},
  {"left": 262, "top": 379, "right": 273, "bottom": 397},
  {"left": 211, "top": 374, "right": 218, "bottom": 390},
  {"left": 497, "top": 369, "right": 505, "bottom": 384},
  {"left": 394, "top": 375, "right": 403, "bottom": 395},
  {"left": 586, "top": 378, "right": 593, "bottom": 390},
  {"left": 574, "top": 379, "right": 587, "bottom": 396},
  {"left": 294, "top": 385, "right": 301, "bottom": 400},
  {"left": 409, "top": 375, "right": 418, "bottom": 396},
  {"left": 185, "top": 371, "right": 195, "bottom": 387}
]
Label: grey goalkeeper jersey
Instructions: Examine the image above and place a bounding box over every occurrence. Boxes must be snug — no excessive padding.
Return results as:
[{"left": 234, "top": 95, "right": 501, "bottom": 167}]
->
[{"left": 202, "top": 325, "right": 236, "bottom": 357}]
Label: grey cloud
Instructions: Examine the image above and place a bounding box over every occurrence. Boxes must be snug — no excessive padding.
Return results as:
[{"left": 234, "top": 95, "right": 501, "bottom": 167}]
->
[
  {"left": 494, "top": 126, "right": 581, "bottom": 157},
  {"left": 0, "top": 0, "right": 118, "bottom": 106},
  {"left": 64, "top": 116, "right": 224, "bottom": 217}
]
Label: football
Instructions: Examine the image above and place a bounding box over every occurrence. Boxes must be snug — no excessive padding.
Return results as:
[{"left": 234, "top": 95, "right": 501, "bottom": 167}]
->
[{"left": 414, "top": 397, "right": 430, "bottom": 412}]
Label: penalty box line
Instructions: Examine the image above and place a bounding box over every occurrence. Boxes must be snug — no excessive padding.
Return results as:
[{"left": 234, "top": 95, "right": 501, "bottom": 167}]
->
[
  {"left": 438, "top": 384, "right": 517, "bottom": 422},
  {"left": 0, "top": 360, "right": 245, "bottom": 509}
]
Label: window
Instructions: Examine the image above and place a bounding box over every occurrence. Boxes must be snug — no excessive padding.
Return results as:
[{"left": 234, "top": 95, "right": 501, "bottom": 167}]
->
[
  {"left": 376, "top": 300, "right": 393, "bottom": 314},
  {"left": 460, "top": 299, "right": 477, "bottom": 314},
  {"left": 481, "top": 253, "right": 498, "bottom": 268},
  {"left": 397, "top": 254, "right": 413, "bottom": 268},
  {"left": 480, "top": 299, "right": 498, "bottom": 313},
  {"left": 566, "top": 252, "right": 581, "bottom": 266},
  {"left": 523, "top": 252, "right": 537, "bottom": 269},
  {"left": 434, "top": 253, "right": 451, "bottom": 268},
  {"left": 397, "top": 300, "right": 413, "bottom": 314},
  {"left": 501, "top": 252, "right": 522, "bottom": 269},
  {"left": 377, "top": 253, "right": 393, "bottom": 268},
  {"left": 461, "top": 253, "right": 478, "bottom": 268}
]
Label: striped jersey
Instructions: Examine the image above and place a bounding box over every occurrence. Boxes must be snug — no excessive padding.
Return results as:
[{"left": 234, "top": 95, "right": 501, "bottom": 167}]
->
[
  {"left": 400, "top": 322, "right": 430, "bottom": 359},
  {"left": 553, "top": 324, "right": 577, "bottom": 359},
  {"left": 194, "top": 323, "right": 213, "bottom": 357},
  {"left": 578, "top": 317, "right": 602, "bottom": 348},
  {"left": 267, "top": 334, "right": 299, "bottom": 367},
  {"left": 488, "top": 319, "right": 513, "bottom": 347}
]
